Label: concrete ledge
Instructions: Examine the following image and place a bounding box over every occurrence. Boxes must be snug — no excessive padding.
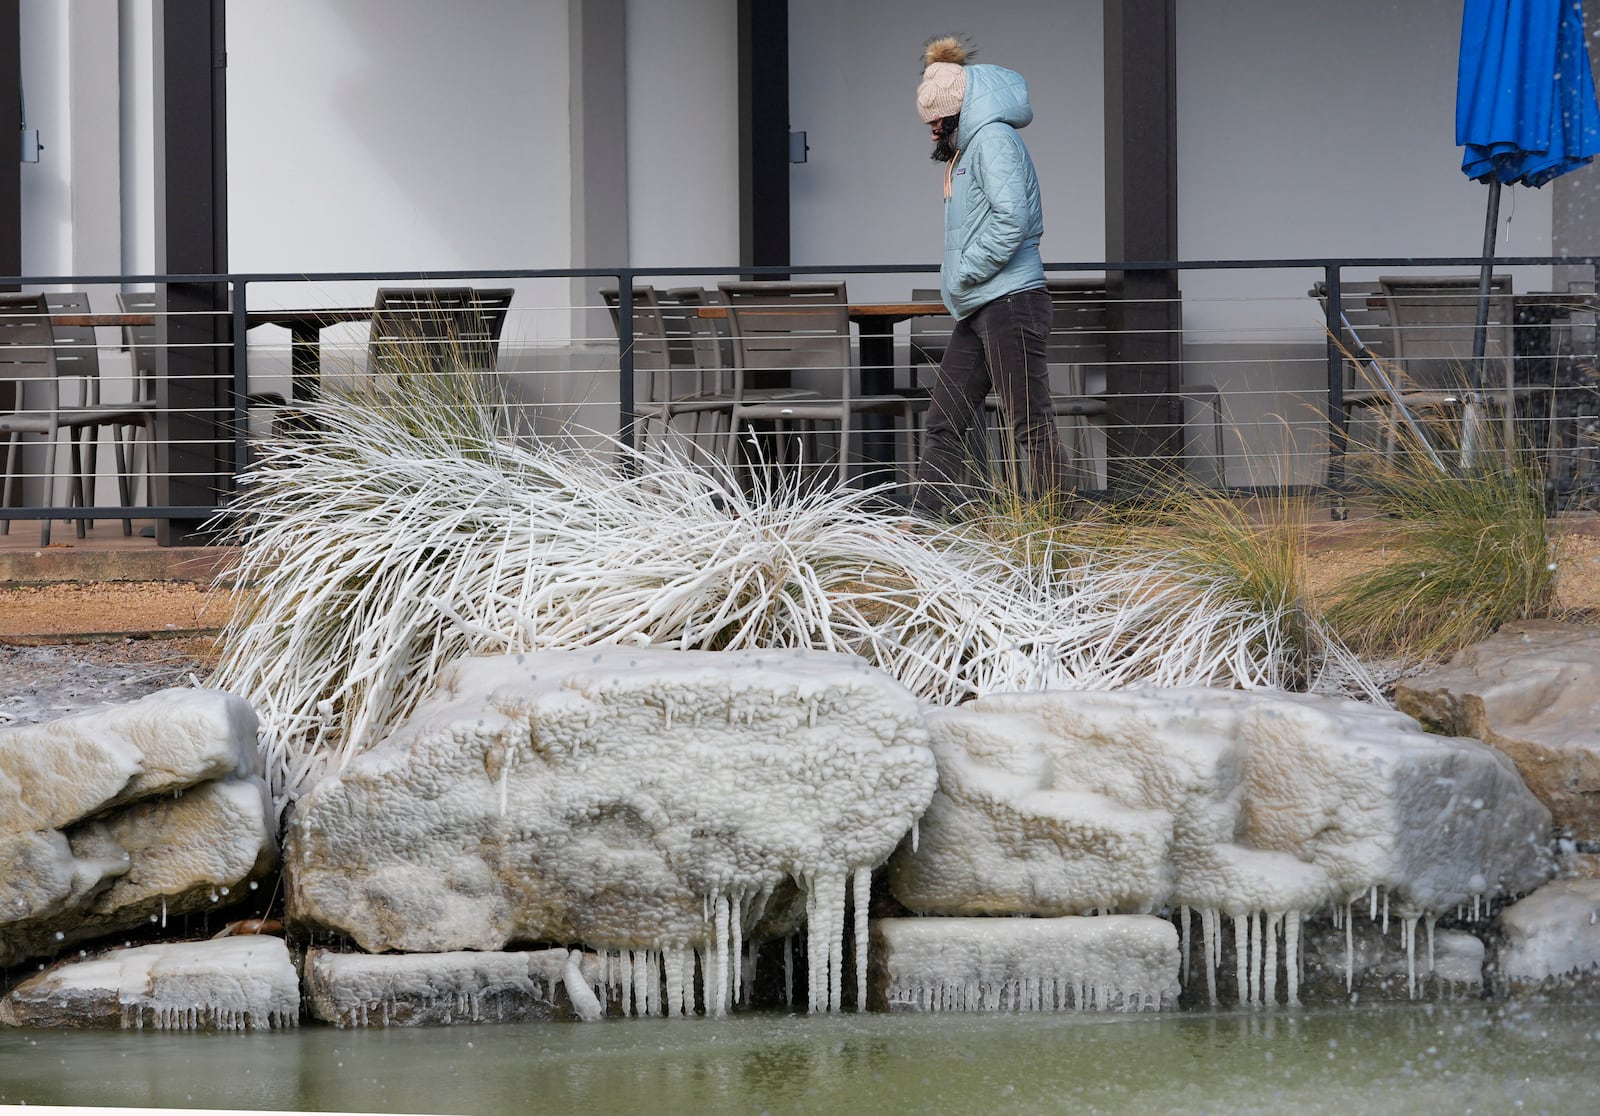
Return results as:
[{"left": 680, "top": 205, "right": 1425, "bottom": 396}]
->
[{"left": 0, "top": 546, "right": 240, "bottom": 586}]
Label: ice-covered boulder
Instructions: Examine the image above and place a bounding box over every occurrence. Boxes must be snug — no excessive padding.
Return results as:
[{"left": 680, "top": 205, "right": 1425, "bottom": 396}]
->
[
  {"left": 1395, "top": 620, "right": 1600, "bottom": 841},
  {"left": 304, "top": 947, "right": 599, "bottom": 1026},
  {"left": 0, "top": 689, "right": 274, "bottom": 967},
  {"left": 285, "top": 648, "right": 937, "bottom": 1015},
  {"left": 0, "top": 936, "right": 298, "bottom": 1030},
  {"left": 890, "top": 688, "right": 1552, "bottom": 1006},
  {"left": 869, "top": 915, "right": 1179, "bottom": 1012},
  {"left": 1495, "top": 879, "right": 1600, "bottom": 995},
  {"left": 0, "top": 687, "right": 258, "bottom": 835}
]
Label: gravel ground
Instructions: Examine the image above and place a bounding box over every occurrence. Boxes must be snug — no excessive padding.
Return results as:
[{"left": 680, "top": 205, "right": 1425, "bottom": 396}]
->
[{"left": 0, "top": 636, "right": 219, "bottom": 726}]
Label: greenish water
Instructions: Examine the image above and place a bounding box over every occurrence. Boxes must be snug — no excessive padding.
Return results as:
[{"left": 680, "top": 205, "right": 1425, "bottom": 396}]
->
[{"left": 3, "top": 1001, "right": 1598, "bottom": 1115}]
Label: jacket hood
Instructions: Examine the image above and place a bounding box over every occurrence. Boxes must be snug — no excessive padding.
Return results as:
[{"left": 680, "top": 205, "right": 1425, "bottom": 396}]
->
[{"left": 956, "top": 63, "right": 1032, "bottom": 148}]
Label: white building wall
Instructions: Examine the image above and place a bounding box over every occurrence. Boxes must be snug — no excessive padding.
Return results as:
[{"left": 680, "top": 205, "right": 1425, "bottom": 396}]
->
[
  {"left": 787, "top": 0, "right": 1105, "bottom": 302},
  {"left": 224, "top": 0, "right": 572, "bottom": 333},
  {"left": 626, "top": 0, "right": 739, "bottom": 271}
]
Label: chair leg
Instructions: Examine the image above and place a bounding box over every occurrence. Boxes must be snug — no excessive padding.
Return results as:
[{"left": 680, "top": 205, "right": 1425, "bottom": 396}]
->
[
  {"left": 0, "top": 431, "right": 16, "bottom": 537},
  {"left": 41, "top": 430, "right": 58, "bottom": 547},
  {"left": 69, "top": 431, "right": 88, "bottom": 539},
  {"left": 837, "top": 413, "right": 852, "bottom": 489},
  {"left": 113, "top": 424, "right": 134, "bottom": 536}
]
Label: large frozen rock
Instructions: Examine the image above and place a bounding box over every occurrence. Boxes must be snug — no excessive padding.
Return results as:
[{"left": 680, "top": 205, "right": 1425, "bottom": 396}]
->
[
  {"left": 0, "top": 687, "right": 260, "bottom": 834},
  {"left": 1395, "top": 620, "right": 1600, "bottom": 840},
  {"left": 1495, "top": 879, "right": 1600, "bottom": 995},
  {"left": 0, "top": 689, "right": 274, "bottom": 967},
  {"left": 869, "top": 915, "right": 1179, "bottom": 1013},
  {"left": 889, "top": 687, "right": 1552, "bottom": 1005},
  {"left": 305, "top": 947, "right": 608, "bottom": 1026},
  {"left": 0, "top": 936, "right": 298, "bottom": 1030},
  {"left": 286, "top": 648, "right": 937, "bottom": 1015}
]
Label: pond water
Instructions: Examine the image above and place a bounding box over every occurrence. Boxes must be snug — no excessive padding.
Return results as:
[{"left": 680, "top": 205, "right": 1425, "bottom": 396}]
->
[{"left": 3, "top": 1000, "right": 1599, "bottom": 1115}]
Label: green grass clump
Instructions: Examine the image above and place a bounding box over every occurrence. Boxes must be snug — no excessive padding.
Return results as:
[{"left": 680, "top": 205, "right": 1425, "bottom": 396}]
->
[{"left": 1326, "top": 412, "right": 1554, "bottom": 661}]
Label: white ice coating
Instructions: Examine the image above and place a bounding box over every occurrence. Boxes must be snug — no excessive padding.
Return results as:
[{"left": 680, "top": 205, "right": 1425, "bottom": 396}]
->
[
  {"left": 0, "top": 688, "right": 260, "bottom": 837},
  {"left": 891, "top": 687, "right": 1553, "bottom": 1006},
  {"left": 1497, "top": 880, "right": 1600, "bottom": 989},
  {"left": 305, "top": 947, "right": 584, "bottom": 1026},
  {"left": 0, "top": 936, "right": 297, "bottom": 1030},
  {"left": 286, "top": 648, "right": 937, "bottom": 1015},
  {"left": 873, "top": 915, "right": 1180, "bottom": 1013}
]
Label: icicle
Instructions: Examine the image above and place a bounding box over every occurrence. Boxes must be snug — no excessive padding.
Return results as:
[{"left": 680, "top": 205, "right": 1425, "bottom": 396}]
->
[
  {"left": 1263, "top": 912, "right": 1279, "bottom": 1008},
  {"left": 1285, "top": 911, "right": 1301, "bottom": 1007},
  {"left": 160, "top": 895, "right": 167, "bottom": 930},
  {"left": 729, "top": 891, "right": 744, "bottom": 1007},
  {"left": 1252, "top": 912, "right": 1264, "bottom": 1006},
  {"left": 1201, "top": 908, "right": 1218, "bottom": 1006},
  {"left": 713, "top": 894, "right": 731, "bottom": 1017},
  {"left": 1382, "top": 890, "right": 1389, "bottom": 935},
  {"left": 830, "top": 875, "right": 846, "bottom": 1014},
  {"left": 564, "top": 950, "right": 603, "bottom": 1022},
  {"left": 911, "top": 818, "right": 919, "bottom": 853},
  {"left": 1404, "top": 915, "right": 1419, "bottom": 999},
  {"left": 684, "top": 947, "right": 699, "bottom": 1016},
  {"left": 1235, "top": 914, "right": 1250, "bottom": 1008},
  {"left": 1370, "top": 885, "right": 1378, "bottom": 921},
  {"left": 618, "top": 950, "right": 634, "bottom": 1017},
  {"left": 632, "top": 950, "right": 651, "bottom": 1018},
  {"left": 853, "top": 866, "right": 871, "bottom": 1013}
]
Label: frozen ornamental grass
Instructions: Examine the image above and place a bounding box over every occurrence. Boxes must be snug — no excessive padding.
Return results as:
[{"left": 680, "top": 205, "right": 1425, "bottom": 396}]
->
[{"left": 211, "top": 378, "right": 1377, "bottom": 817}]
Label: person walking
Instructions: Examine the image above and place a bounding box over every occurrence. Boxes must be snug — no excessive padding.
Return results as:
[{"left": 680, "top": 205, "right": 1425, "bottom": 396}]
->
[{"left": 913, "top": 36, "right": 1070, "bottom": 518}]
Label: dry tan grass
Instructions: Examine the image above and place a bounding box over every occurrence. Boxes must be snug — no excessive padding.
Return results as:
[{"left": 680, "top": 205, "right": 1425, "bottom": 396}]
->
[{"left": 4, "top": 516, "right": 1599, "bottom": 648}]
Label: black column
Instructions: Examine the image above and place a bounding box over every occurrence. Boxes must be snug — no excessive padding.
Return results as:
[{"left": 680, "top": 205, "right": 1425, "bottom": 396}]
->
[
  {"left": 1103, "top": 0, "right": 1183, "bottom": 491},
  {"left": 738, "top": 0, "right": 789, "bottom": 271},
  {"left": 154, "top": 0, "right": 231, "bottom": 545},
  {"left": 0, "top": 0, "right": 18, "bottom": 291}
]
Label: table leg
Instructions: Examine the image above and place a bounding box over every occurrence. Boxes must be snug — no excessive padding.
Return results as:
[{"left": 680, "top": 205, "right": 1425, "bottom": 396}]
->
[
  {"left": 856, "top": 315, "right": 899, "bottom": 482},
  {"left": 290, "top": 322, "right": 323, "bottom": 403}
]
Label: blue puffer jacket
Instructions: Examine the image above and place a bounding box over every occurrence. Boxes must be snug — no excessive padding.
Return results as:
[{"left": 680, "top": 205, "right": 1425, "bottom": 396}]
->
[{"left": 940, "top": 64, "right": 1046, "bottom": 321}]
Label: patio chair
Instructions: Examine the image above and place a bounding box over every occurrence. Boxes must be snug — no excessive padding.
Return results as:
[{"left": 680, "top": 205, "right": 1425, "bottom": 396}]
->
[
  {"left": 1379, "top": 274, "right": 1521, "bottom": 454},
  {"left": 369, "top": 286, "right": 507, "bottom": 376},
  {"left": 602, "top": 284, "right": 737, "bottom": 461},
  {"left": 718, "top": 280, "right": 915, "bottom": 488},
  {"left": 0, "top": 292, "right": 149, "bottom": 545}
]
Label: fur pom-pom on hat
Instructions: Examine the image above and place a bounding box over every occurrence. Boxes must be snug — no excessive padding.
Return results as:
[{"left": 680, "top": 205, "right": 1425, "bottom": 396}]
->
[
  {"left": 917, "top": 35, "right": 975, "bottom": 123},
  {"left": 922, "top": 36, "right": 970, "bottom": 68}
]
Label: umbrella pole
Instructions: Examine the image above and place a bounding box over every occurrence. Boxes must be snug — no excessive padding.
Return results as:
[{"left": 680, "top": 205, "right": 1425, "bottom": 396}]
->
[
  {"left": 1465, "top": 176, "right": 1503, "bottom": 469},
  {"left": 1471, "top": 176, "right": 1501, "bottom": 387}
]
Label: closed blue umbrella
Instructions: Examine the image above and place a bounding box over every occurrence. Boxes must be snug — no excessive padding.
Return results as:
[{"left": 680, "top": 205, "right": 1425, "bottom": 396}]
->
[{"left": 1456, "top": 0, "right": 1600, "bottom": 393}]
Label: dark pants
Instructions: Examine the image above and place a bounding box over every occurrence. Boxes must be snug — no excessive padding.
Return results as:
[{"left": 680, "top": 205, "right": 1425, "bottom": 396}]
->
[{"left": 913, "top": 286, "right": 1069, "bottom": 516}]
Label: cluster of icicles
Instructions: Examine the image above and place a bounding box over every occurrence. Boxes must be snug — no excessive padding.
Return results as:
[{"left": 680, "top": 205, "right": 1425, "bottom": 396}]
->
[
  {"left": 890, "top": 977, "right": 1167, "bottom": 1014},
  {"left": 120, "top": 1002, "right": 298, "bottom": 1031},
  {"left": 583, "top": 868, "right": 874, "bottom": 1017},
  {"left": 1175, "top": 886, "right": 1489, "bottom": 1007}
]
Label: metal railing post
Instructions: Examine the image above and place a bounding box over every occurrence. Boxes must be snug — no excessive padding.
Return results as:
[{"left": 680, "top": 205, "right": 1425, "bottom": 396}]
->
[
  {"left": 1323, "top": 263, "right": 1349, "bottom": 518},
  {"left": 618, "top": 273, "right": 635, "bottom": 453},
  {"left": 232, "top": 279, "right": 251, "bottom": 488}
]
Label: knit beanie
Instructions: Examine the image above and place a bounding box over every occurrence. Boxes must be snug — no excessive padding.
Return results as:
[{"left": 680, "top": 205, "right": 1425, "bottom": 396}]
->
[{"left": 917, "top": 36, "right": 972, "bottom": 123}]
